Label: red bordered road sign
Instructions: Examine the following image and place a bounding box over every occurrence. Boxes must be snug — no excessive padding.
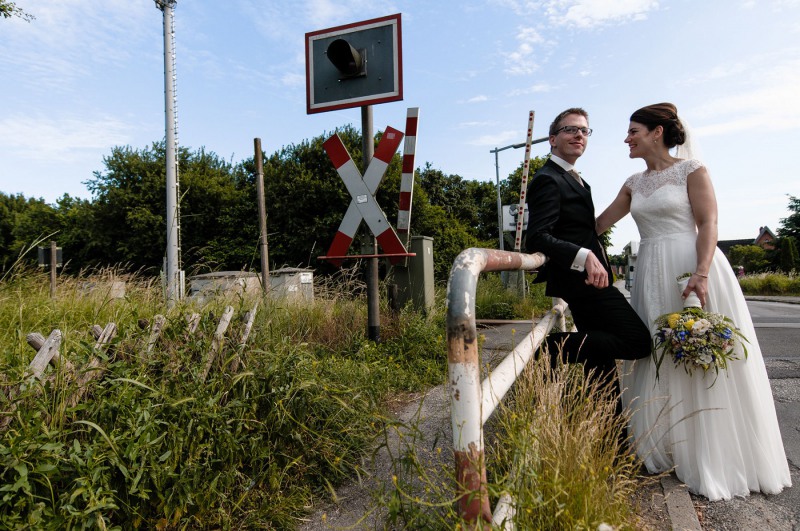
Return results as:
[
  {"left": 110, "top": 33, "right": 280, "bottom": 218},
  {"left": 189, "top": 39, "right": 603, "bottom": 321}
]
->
[{"left": 305, "top": 14, "right": 403, "bottom": 114}]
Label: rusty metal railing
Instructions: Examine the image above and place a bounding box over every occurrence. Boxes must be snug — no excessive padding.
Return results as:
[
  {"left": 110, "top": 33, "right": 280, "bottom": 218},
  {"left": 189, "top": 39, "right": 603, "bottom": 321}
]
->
[{"left": 446, "top": 248, "right": 567, "bottom": 527}]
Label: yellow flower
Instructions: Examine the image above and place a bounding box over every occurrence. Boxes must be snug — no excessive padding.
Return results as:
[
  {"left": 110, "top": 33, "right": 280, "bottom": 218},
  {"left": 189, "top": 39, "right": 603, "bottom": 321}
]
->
[
  {"left": 667, "top": 313, "right": 681, "bottom": 328},
  {"left": 684, "top": 319, "right": 695, "bottom": 329}
]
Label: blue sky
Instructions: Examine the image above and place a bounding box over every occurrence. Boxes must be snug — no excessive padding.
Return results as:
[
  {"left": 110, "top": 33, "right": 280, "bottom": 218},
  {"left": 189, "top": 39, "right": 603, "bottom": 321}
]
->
[{"left": 1, "top": 0, "right": 799, "bottom": 254}]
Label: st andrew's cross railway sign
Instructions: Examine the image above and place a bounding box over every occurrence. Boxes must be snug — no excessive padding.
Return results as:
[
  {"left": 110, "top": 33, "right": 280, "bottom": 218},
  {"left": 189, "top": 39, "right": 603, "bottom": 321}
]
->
[{"left": 321, "top": 127, "right": 408, "bottom": 267}]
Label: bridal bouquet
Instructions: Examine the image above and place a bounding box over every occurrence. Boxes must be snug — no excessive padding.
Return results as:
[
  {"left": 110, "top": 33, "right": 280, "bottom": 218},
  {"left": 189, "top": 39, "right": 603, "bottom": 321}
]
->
[{"left": 652, "top": 274, "right": 748, "bottom": 384}]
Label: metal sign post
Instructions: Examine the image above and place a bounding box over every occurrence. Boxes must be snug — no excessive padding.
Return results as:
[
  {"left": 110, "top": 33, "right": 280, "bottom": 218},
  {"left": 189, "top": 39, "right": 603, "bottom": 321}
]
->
[
  {"left": 362, "top": 106, "right": 380, "bottom": 341},
  {"left": 38, "top": 242, "right": 63, "bottom": 298}
]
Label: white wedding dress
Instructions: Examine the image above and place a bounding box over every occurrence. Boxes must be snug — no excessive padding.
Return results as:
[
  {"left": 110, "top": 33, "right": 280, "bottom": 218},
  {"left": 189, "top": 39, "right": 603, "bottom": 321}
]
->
[{"left": 621, "top": 159, "right": 792, "bottom": 501}]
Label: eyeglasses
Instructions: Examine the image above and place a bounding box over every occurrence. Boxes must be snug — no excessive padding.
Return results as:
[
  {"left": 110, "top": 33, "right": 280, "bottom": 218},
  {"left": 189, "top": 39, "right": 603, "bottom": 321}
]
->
[{"left": 555, "top": 125, "right": 593, "bottom": 137}]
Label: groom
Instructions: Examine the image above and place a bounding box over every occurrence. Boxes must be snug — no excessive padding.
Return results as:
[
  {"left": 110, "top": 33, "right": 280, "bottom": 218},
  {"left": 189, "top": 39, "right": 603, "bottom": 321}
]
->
[{"left": 524, "top": 108, "right": 651, "bottom": 397}]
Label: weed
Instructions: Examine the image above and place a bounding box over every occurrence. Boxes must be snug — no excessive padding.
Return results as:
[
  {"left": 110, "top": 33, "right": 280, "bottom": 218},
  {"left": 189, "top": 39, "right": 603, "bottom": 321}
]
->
[{"left": 0, "top": 267, "right": 446, "bottom": 528}]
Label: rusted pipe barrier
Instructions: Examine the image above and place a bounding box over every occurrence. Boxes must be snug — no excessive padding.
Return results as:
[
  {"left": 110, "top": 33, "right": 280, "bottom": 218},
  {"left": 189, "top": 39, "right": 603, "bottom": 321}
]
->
[
  {"left": 446, "top": 247, "right": 557, "bottom": 526},
  {"left": 480, "top": 300, "right": 567, "bottom": 425}
]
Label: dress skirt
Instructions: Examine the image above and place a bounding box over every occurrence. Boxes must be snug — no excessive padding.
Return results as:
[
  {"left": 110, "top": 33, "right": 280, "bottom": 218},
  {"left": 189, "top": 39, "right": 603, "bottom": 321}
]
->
[{"left": 621, "top": 231, "right": 791, "bottom": 500}]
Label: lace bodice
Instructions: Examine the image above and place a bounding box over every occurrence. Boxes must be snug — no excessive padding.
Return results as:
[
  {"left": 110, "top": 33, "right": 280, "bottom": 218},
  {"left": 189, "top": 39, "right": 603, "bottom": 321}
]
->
[{"left": 625, "top": 159, "right": 704, "bottom": 240}]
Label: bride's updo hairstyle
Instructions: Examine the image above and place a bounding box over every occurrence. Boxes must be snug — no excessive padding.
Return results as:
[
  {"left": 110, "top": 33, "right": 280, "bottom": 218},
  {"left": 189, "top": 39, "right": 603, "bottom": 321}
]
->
[{"left": 630, "top": 102, "right": 686, "bottom": 149}]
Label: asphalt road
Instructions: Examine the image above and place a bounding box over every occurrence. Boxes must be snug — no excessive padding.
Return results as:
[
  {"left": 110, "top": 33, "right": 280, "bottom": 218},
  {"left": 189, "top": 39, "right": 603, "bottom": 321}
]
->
[{"left": 695, "top": 300, "right": 800, "bottom": 530}]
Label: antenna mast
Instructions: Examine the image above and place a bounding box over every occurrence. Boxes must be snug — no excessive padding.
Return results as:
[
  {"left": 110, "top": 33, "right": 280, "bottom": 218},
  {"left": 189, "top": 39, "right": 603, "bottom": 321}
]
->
[{"left": 155, "top": 0, "right": 182, "bottom": 303}]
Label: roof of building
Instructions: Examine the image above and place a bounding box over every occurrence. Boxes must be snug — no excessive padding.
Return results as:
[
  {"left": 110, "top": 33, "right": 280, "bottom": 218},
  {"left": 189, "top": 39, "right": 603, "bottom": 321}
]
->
[{"left": 717, "top": 238, "right": 755, "bottom": 254}]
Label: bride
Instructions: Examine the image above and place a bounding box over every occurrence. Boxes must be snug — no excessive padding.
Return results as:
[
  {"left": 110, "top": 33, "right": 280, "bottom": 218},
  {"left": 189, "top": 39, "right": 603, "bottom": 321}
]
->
[{"left": 596, "top": 102, "right": 791, "bottom": 500}]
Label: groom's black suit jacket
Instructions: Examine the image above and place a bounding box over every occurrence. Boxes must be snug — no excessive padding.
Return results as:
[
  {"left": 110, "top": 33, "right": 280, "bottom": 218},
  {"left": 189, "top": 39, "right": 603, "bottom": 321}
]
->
[
  {"left": 522, "top": 157, "right": 650, "bottom": 396},
  {"left": 524, "top": 158, "right": 611, "bottom": 299}
]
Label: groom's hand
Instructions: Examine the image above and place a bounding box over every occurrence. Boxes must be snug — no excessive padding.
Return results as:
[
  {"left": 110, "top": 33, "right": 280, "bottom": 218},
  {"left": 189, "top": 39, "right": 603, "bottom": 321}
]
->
[{"left": 584, "top": 252, "right": 609, "bottom": 289}]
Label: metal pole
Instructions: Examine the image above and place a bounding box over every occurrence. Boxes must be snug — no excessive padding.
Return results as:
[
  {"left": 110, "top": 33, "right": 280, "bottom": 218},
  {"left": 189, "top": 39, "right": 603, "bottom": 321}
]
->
[
  {"left": 161, "top": 0, "right": 180, "bottom": 304},
  {"left": 446, "top": 247, "right": 550, "bottom": 524},
  {"left": 254, "top": 138, "right": 270, "bottom": 294},
  {"left": 49, "top": 240, "right": 57, "bottom": 299},
  {"left": 494, "top": 149, "right": 503, "bottom": 250},
  {"left": 489, "top": 137, "right": 549, "bottom": 253},
  {"left": 489, "top": 142, "right": 525, "bottom": 252},
  {"left": 361, "top": 105, "right": 379, "bottom": 343}
]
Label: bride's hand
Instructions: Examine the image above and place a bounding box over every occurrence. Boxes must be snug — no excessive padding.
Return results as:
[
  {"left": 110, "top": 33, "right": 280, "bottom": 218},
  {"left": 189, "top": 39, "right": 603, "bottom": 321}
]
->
[{"left": 683, "top": 273, "right": 708, "bottom": 307}]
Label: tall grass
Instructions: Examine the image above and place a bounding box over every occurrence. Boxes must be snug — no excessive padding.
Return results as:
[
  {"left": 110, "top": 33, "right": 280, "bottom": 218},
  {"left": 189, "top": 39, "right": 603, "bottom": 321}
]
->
[
  {"left": 490, "top": 356, "right": 642, "bottom": 529},
  {"left": 0, "top": 266, "right": 446, "bottom": 528},
  {"left": 475, "top": 273, "right": 551, "bottom": 320},
  {"left": 377, "top": 353, "right": 648, "bottom": 529},
  {"left": 738, "top": 271, "right": 800, "bottom": 295},
  {"left": 1, "top": 265, "right": 648, "bottom": 528}
]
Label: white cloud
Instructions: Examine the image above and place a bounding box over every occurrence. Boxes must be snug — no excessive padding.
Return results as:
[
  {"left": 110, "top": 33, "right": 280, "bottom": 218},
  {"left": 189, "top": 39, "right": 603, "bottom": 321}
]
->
[
  {"left": 688, "top": 57, "right": 800, "bottom": 137},
  {"left": 303, "top": 0, "right": 401, "bottom": 30},
  {"left": 469, "top": 130, "right": 523, "bottom": 146},
  {"left": 466, "top": 95, "right": 490, "bottom": 103},
  {"left": 544, "top": 0, "right": 660, "bottom": 28},
  {"left": 0, "top": 114, "right": 132, "bottom": 163},
  {"left": 458, "top": 120, "right": 498, "bottom": 128},
  {"left": 508, "top": 83, "right": 556, "bottom": 96},
  {"left": 0, "top": 1, "right": 154, "bottom": 92},
  {"left": 281, "top": 72, "right": 306, "bottom": 87},
  {"left": 503, "top": 26, "right": 546, "bottom": 75},
  {"left": 491, "top": 0, "right": 659, "bottom": 27}
]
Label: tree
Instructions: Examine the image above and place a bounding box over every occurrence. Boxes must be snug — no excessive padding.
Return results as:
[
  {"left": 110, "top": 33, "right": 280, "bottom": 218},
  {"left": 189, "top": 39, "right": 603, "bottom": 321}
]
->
[
  {"left": 0, "top": 192, "right": 63, "bottom": 272},
  {"left": 779, "top": 237, "right": 799, "bottom": 273},
  {"left": 410, "top": 195, "right": 480, "bottom": 281},
  {"left": 417, "top": 164, "right": 485, "bottom": 232},
  {"left": 85, "top": 142, "right": 253, "bottom": 273},
  {"left": 778, "top": 195, "right": 800, "bottom": 243},
  {"left": 0, "top": 192, "right": 25, "bottom": 270},
  {"left": 0, "top": 1, "right": 34, "bottom": 21},
  {"left": 729, "top": 244, "right": 770, "bottom": 274},
  {"left": 4, "top": 125, "right": 527, "bottom": 283},
  {"left": 257, "top": 125, "right": 367, "bottom": 274}
]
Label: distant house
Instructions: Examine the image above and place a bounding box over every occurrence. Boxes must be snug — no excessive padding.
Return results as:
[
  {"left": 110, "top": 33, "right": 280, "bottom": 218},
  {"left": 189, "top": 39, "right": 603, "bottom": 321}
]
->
[
  {"left": 755, "top": 226, "right": 777, "bottom": 250},
  {"left": 718, "top": 226, "right": 777, "bottom": 254}
]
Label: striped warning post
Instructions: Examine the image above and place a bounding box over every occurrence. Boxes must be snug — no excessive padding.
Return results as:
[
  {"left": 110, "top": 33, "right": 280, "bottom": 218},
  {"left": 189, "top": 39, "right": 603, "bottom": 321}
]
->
[
  {"left": 323, "top": 129, "right": 406, "bottom": 266},
  {"left": 397, "top": 107, "right": 419, "bottom": 247},
  {"left": 514, "top": 111, "right": 535, "bottom": 252}
]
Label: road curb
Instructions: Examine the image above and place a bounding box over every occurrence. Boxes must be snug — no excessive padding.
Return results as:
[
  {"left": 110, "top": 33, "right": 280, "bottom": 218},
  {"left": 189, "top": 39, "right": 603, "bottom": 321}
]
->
[
  {"left": 745, "top": 295, "right": 800, "bottom": 305},
  {"left": 661, "top": 475, "right": 702, "bottom": 530}
]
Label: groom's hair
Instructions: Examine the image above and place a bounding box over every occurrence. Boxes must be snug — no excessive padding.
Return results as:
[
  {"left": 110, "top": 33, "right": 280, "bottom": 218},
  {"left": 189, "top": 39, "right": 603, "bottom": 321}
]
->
[{"left": 548, "top": 107, "right": 589, "bottom": 136}]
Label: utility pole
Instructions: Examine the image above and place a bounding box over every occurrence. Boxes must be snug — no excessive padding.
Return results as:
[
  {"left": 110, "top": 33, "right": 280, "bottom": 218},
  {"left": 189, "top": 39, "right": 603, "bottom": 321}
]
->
[
  {"left": 490, "top": 142, "right": 525, "bottom": 251},
  {"left": 155, "top": 0, "right": 182, "bottom": 303}
]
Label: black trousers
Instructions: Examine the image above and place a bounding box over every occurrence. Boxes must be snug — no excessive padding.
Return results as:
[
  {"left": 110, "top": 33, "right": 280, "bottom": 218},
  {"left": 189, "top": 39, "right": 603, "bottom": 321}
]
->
[{"left": 542, "top": 286, "right": 652, "bottom": 410}]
